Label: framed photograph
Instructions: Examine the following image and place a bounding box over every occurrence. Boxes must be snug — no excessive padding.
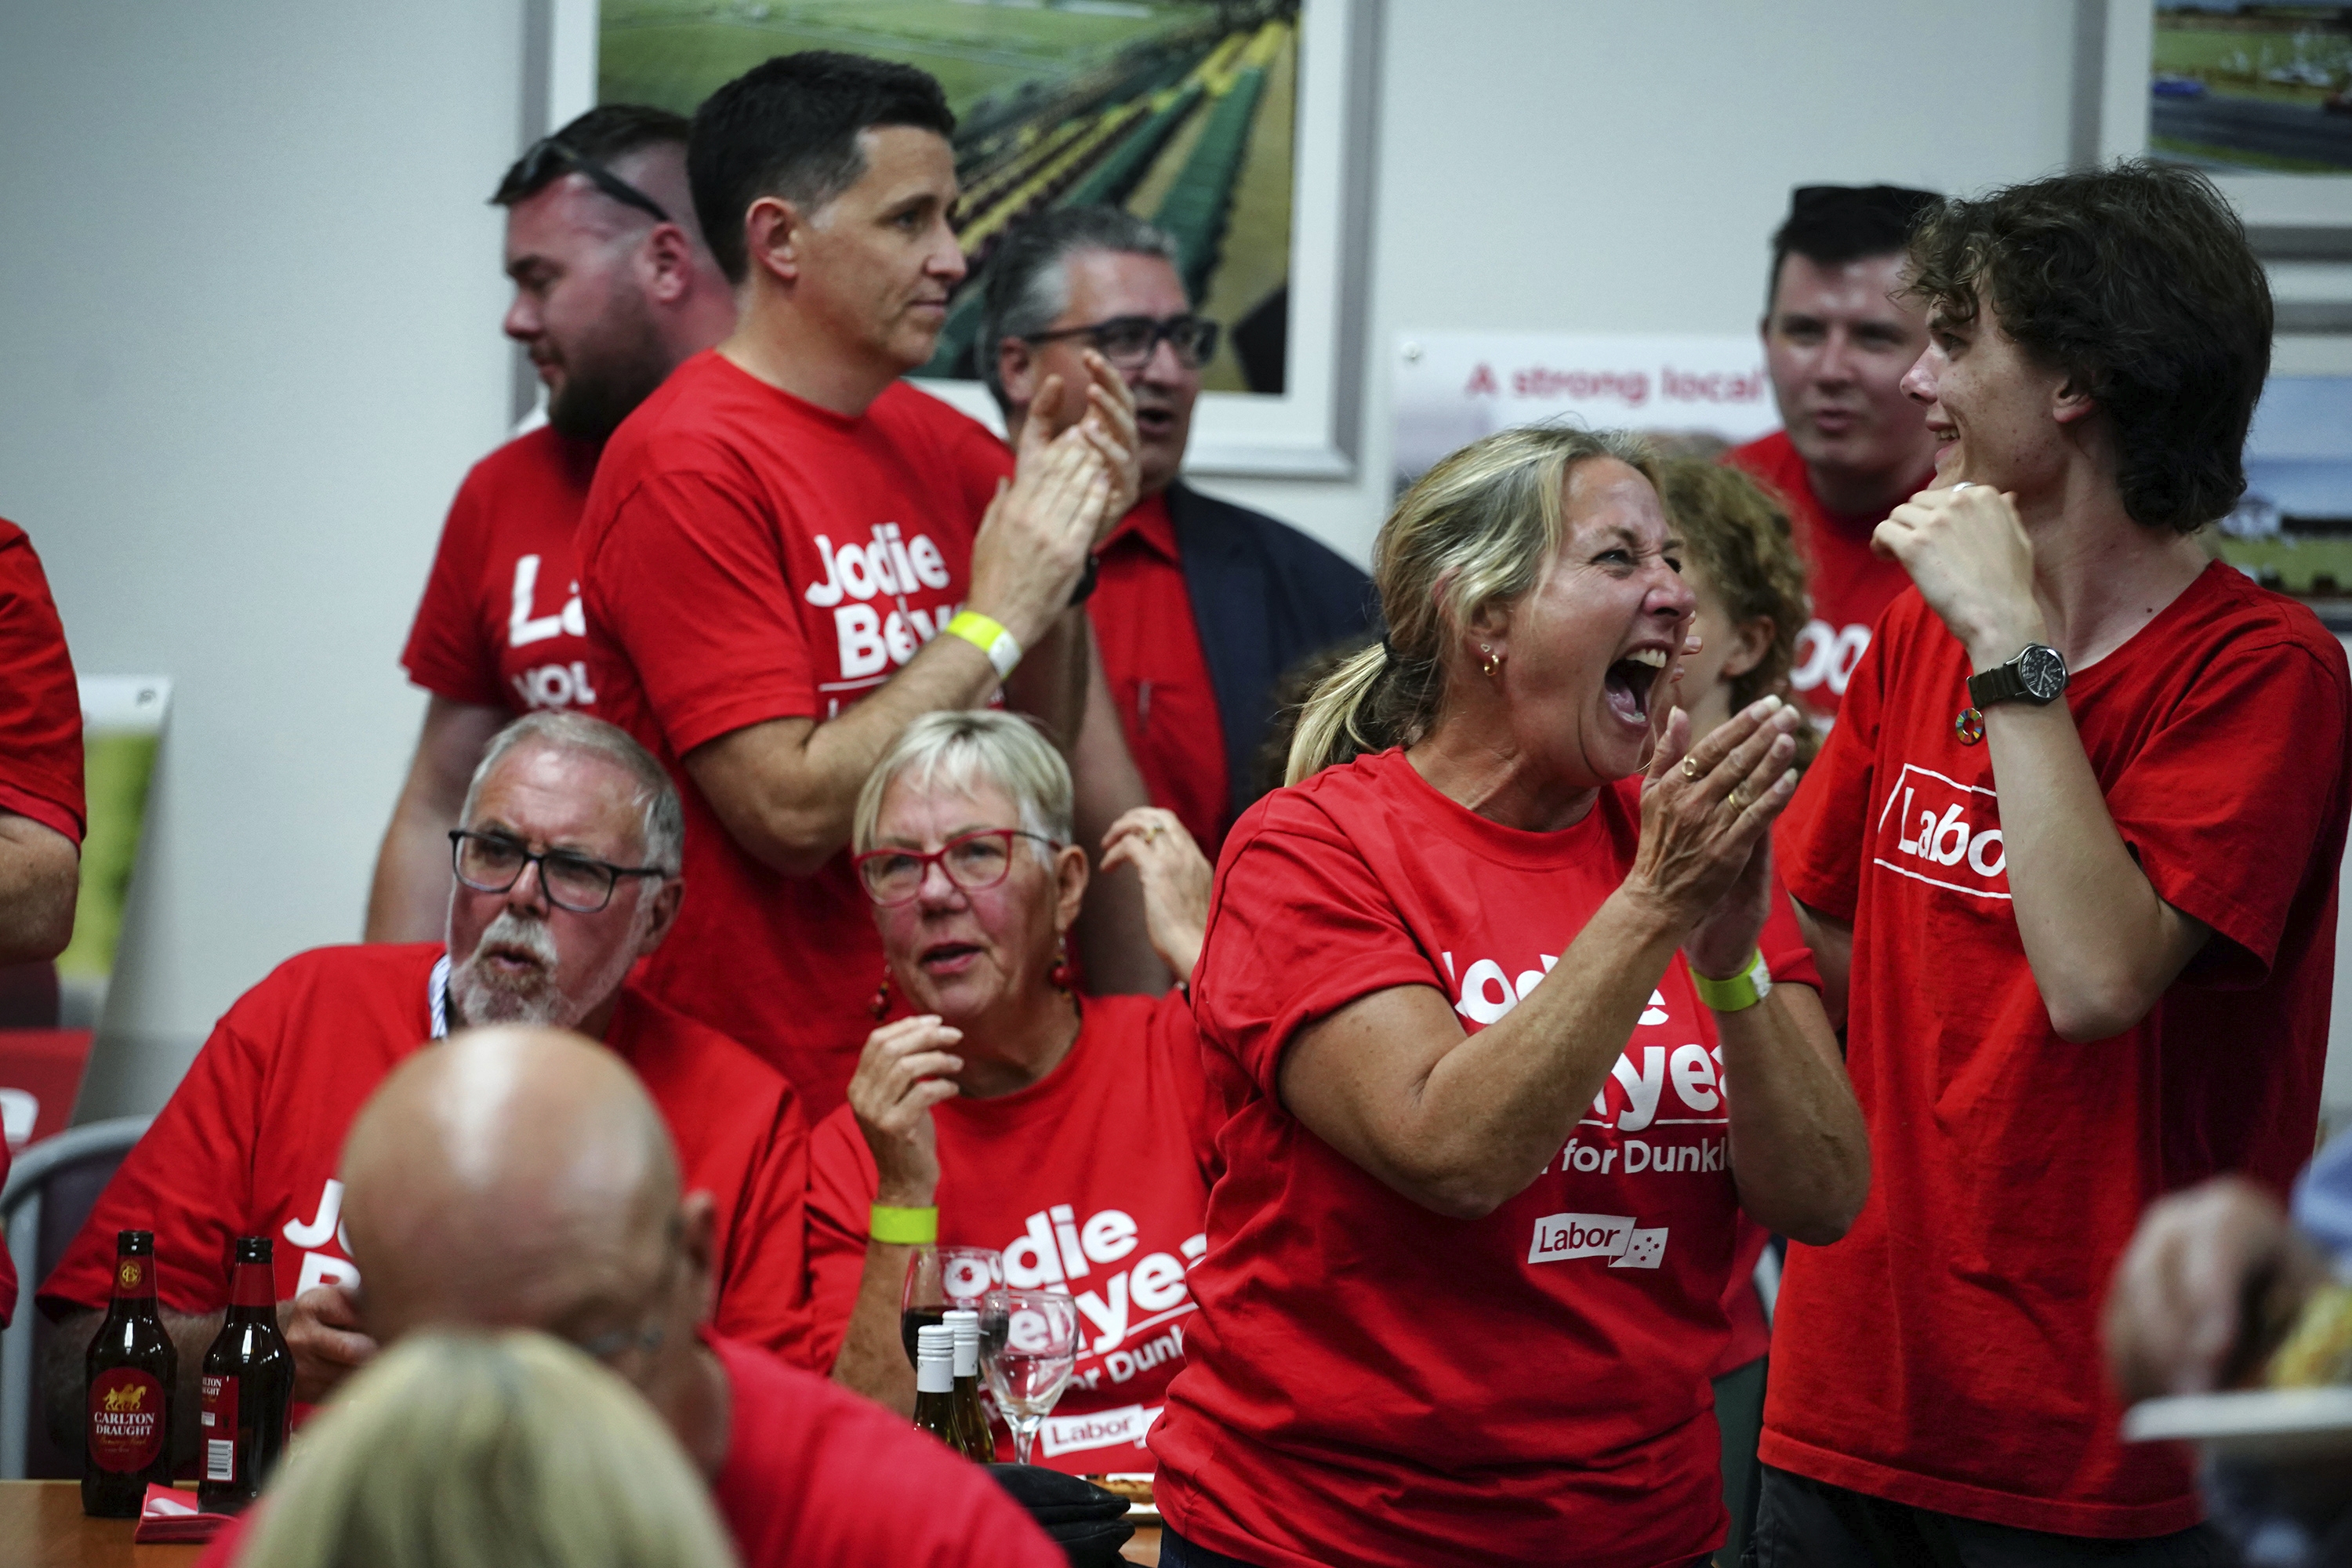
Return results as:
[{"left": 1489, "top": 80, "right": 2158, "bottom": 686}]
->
[{"left": 539, "top": 0, "right": 1379, "bottom": 479}]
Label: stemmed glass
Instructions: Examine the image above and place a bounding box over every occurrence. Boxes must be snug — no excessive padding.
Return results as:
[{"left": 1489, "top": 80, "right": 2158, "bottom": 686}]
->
[
  {"left": 979, "top": 1288, "right": 1080, "bottom": 1466},
  {"left": 900, "top": 1245, "right": 1004, "bottom": 1368}
]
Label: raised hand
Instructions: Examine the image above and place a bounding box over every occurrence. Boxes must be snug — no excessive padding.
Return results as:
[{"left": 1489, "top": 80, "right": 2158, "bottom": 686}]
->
[
  {"left": 1631, "top": 695, "right": 1802, "bottom": 953},
  {"left": 846, "top": 1014, "right": 965, "bottom": 1208},
  {"left": 966, "top": 408, "right": 1114, "bottom": 649},
  {"left": 1101, "top": 807, "right": 1213, "bottom": 981},
  {"left": 1874, "top": 483, "right": 2045, "bottom": 667}
]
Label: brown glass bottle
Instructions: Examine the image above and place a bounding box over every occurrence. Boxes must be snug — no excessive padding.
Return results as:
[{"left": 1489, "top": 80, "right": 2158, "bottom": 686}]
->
[
  {"left": 83, "top": 1230, "right": 177, "bottom": 1518},
  {"left": 198, "top": 1237, "right": 292, "bottom": 1512},
  {"left": 943, "top": 1309, "right": 996, "bottom": 1461},
  {"left": 911, "top": 1324, "right": 981, "bottom": 1460}
]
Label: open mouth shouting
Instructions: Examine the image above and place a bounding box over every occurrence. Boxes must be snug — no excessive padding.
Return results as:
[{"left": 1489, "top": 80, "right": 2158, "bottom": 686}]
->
[{"left": 1602, "top": 646, "right": 1670, "bottom": 727}]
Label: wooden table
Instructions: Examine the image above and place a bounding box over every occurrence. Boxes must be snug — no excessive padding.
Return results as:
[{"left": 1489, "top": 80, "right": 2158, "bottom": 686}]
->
[
  {"left": 0, "top": 1479, "right": 1158, "bottom": 1566},
  {"left": 0, "top": 1483, "right": 206, "bottom": 1568}
]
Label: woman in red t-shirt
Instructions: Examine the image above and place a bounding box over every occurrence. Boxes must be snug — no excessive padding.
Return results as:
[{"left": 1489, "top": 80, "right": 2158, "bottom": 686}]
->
[
  {"left": 809, "top": 709, "right": 1220, "bottom": 1474},
  {"left": 1149, "top": 427, "right": 1871, "bottom": 1568}
]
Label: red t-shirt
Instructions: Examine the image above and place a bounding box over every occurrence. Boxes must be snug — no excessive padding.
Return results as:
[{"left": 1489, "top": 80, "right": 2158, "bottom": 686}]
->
[
  {"left": 1766, "top": 564, "right": 2352, "bottom": 1537},
  {"left": 190, "top": 1334, "right": 1064, "bottom": 1568},
  {"left": 41, "top": 943, "right": 814, "bottom": 1367},
  {"left": 806, "top": 993, "right": 1217, "bottom": 1472},
  {"left": 580, "top": 355, "right": 1014, "bottom": 1120},
  {"left": 708, "top": 1333, "right": 1065, "bottom": 1567},
  {"left": 0, "top": 519, "right": 85, "bottom": 844},
  {"left": 1090, "top": 492, "right": 1232, "bottom": 856},
  {"left": 1151, "top": 747, "right": 1820, "bottom": 1568},
  {"left": 400, "top": 426, "right": 603, "bottom": 714},
  {"left": 1726, "top": 431, "right": 1923, "bottom": 726}
]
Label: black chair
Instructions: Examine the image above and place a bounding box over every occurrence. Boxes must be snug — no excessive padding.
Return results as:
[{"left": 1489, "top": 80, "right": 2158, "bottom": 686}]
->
[{"left": 1, "top": 1116, "right": 151, "bottom": 1478}]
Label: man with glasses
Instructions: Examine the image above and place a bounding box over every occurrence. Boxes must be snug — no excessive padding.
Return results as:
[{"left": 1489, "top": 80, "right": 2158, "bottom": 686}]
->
[
  {"left": 982, "top": 205, "right": 1375, "bottom": 858},
  {"left": 39, "top": 713, "right": 815, "bottom": 1461},
  {"left": 579, "top": 53, "right": 1152, "bottom": 1120},
  {"left": 189, "top": 1026, "right": 1064, "bottom": 1568},
  {"left": 365, "top": 103, "right": 737, "bottom": 943}
]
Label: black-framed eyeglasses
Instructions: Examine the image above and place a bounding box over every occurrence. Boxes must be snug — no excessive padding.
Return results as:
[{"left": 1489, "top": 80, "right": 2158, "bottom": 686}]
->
[
  {"left": 510, "top": 136, "right": 673, "bottom": 225},
  {"left": 448, "top": 829, "right": 667, "bottom": 915},
  {"left": 1025, "top": 313, "right": 1221, "bottom": 372},
  {"left": 852, "top": 829, "right": 1062, "bottom": 907}
]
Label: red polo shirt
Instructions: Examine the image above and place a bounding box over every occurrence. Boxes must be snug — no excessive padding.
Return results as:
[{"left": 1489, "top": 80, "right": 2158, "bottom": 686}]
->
[{"left": 1089, "top": 491, "right": 1231, "bottom": 855}]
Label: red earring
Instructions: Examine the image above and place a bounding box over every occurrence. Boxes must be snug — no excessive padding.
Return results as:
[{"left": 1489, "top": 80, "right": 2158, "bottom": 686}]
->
[
  {"left": 1047, "top": 937, "right": 1073, "bottom": 995},
  {"left": 869, "top": 969, "right": 893, "bottom": 1021}
]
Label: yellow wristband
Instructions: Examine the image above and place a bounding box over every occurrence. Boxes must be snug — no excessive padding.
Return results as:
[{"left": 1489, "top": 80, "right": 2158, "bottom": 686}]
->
[
  {"left": 869, "top": 1204, "right": 939, "bottom": 1246},
  {"left": 945, "top": 611, "right": 1022, "bottom": 680},
  {"left": 1691, "top": 949, "right": 1772, "bottom": 1013}
]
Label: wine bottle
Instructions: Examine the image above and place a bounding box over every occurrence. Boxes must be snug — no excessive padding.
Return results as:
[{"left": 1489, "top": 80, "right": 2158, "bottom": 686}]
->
[
  {"left": 943, "top": 1308, "right": 995, "bottom": 1461},
  {"left": 84, "top": 1230, "right": 176, "bottom": 1518},
  {"left": 198, "top": 1236, "right": 294, "bottom": 1512},
  {"left": 911, "top": 1324, "right": 978, "bottom": 1459}
]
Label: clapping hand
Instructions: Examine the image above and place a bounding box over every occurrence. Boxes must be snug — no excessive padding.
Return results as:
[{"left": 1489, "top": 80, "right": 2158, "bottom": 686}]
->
[{"left": 1101, "top": 808, "right": 1213, "bottom": 981}]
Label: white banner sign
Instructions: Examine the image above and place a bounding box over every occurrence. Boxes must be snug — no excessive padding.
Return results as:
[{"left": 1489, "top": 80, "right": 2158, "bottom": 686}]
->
[{"left": 1393, "top": 332, "right": 1780, "bottom": 490}]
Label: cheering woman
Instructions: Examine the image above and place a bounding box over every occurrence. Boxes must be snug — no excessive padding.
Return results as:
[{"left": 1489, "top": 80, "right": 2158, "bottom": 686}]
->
[{"left": 1149, "top": 426, "right": 1869, "bottom": 1568}]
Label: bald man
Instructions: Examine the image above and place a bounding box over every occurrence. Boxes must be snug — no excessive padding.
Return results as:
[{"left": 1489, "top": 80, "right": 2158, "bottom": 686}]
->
[
  {"left": 42, "top": 712, "right": 810, "bottom": 1464},
  {"left": 335, "top": 1027, "right": 1058, "bottom": 1568}
]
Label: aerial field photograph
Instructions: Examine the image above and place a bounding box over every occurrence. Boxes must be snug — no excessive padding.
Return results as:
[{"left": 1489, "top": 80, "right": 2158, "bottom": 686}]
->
[
  {"left": 600, "top": 0, "right": 1301, "bottom": 393},
  {"left": 2149, "top": 0, "right": 2352, "bottom": 172}
]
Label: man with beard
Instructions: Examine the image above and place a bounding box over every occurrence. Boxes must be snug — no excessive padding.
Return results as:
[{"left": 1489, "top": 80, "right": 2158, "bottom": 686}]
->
[
  {"left": 365, "top": 104, "right": 736, "bottom": 942},
  {"left": 1726, "top": 184, "right": 1940, "bottom": 726},
  {"left": 40, "top": 713, "right": 811, "bottom": 1464},
  {"left": 979, "top": 206, "right": 1374, "bottom": 860}
]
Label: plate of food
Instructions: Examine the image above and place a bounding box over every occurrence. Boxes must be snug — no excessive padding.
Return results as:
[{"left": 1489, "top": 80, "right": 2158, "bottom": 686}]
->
[
  {"left": 2124, "top": 1279, "right": 2352, "bottom": 1459},
  {"left": 1086, "top": 1473, "right": 1158, "bottom": 1523}
]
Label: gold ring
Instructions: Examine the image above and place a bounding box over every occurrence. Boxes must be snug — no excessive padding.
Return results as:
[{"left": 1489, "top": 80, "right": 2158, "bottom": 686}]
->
[
  {"left": 1681, "top": 757, "right": 1700, "bottom": 780},
  {"left": 1728, "top": 786, "right": 1748, "bottom": 811}
]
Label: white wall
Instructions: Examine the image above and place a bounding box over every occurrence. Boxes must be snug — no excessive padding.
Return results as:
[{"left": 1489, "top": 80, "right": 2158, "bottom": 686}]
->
[
  {"left": 11, "top": 1, "right": 2339, "bottom": 1120},
  {"left": 0, "top": 2, "right": 521, "bottom": 1116}
]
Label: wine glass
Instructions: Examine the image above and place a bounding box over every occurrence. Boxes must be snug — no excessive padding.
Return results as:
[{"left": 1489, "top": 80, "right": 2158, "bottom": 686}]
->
[
  {"left": 979, "top": 1287, "right": 1080, "bottom": 1466},
  {"left": 900, "top": 1245, "right": 1004, "bottom": 1369}
]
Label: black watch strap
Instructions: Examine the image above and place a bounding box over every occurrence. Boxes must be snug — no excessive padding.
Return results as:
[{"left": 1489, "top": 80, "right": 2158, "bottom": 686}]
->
[
  {"left": 1965, "top": 662, "right": 2029, "bottom": 708},
  {"left": 1068, "top": 553, "right": 1100, "bottom": 608}
]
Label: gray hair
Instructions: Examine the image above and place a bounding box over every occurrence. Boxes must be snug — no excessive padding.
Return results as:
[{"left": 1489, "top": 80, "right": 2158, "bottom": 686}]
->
[
  {"left": 852, "top": 711, "right": 1073, "bottom": 858},
  {"left": 977, "top": 205, "right": 1182, "bottom": 411},
  {"left": 462, "top": 711, "right": 684, "bottom": 875}
]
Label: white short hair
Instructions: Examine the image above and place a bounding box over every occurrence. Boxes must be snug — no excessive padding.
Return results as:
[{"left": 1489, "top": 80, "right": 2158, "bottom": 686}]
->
[{"left": 852, "top": 711, "right": 1072, "bottom": 856}]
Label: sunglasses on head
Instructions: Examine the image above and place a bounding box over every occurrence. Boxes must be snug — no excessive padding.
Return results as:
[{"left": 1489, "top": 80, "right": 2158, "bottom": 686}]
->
[{"left": 512, "top": 136, "right": 672, "bottom": 226}]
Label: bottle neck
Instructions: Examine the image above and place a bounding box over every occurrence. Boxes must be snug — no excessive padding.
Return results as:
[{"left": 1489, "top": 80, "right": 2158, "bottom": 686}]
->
[
  {"left": 227, "top": 1258, "right": 274, "bottom": 1315},
  {"left": 109, "top": 1254, "right": 159, "bottom": 1312}
]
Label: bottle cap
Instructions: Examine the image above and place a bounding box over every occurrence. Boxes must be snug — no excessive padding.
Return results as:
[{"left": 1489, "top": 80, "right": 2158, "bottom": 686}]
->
[
  {"left": 943, "top": 1308, "right": 980, "bottom": 1374},
  {"left": 232, "top": 1236, "right": 273, "bottom": 1264},
  {"left": 115, "top": 1230, "right": 154, "bottom": 1255},
  {"left": 916, "top": 1323, "right": 956, "bottom": 1393}
]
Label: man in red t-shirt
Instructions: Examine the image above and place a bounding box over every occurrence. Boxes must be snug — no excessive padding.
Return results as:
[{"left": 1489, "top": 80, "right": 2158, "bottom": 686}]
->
[
  {"left": 1726, "top": 184, "right": 1941, "bottom": 726},
  {"left": 366, "top": 104, "right": 736, "bottom": 942},
  {"left": 581, "top": 53, "right": 1145, "bottom": 1117},
  {"left": 978, "top": 207, "right": 1375, "bottom": 875},
  {"left": 0, "top": 517, "right": 83, "bottom": 971},
  {"left": 194, "top": 1024, "right": 1061, "bottom": 1568},
  {"left": 40, "top": 713, "right": 814, "bottom": 1461},
  {"left": 1761, "top": 165, "right": 2352, "bottom": 1562}
]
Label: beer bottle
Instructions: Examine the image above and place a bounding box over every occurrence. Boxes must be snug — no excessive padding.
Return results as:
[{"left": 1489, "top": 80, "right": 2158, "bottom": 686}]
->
[
  {"left": 198, "top": 1237, "right": 293, "bottom": 1512},
  {"left": 943, "top": 1308, "right": 995, "bottom": 1461},
  {"left": 911, "top": 1324, "right": 978, "bottom": 1459},
  {"left": 83, "top": 1230, "right": 176, "bottom": 1518}
]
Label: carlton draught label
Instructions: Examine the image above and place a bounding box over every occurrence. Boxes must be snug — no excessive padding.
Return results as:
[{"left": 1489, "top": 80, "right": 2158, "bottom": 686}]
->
[{"left": 87, "top": 1367, "right": 165, "bottom": 1472}]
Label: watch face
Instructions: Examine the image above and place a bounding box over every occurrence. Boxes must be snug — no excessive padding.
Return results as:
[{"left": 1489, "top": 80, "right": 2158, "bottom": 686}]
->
[{"left": 2018, "top": 644, "right": 2067, "bottom": 702}]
